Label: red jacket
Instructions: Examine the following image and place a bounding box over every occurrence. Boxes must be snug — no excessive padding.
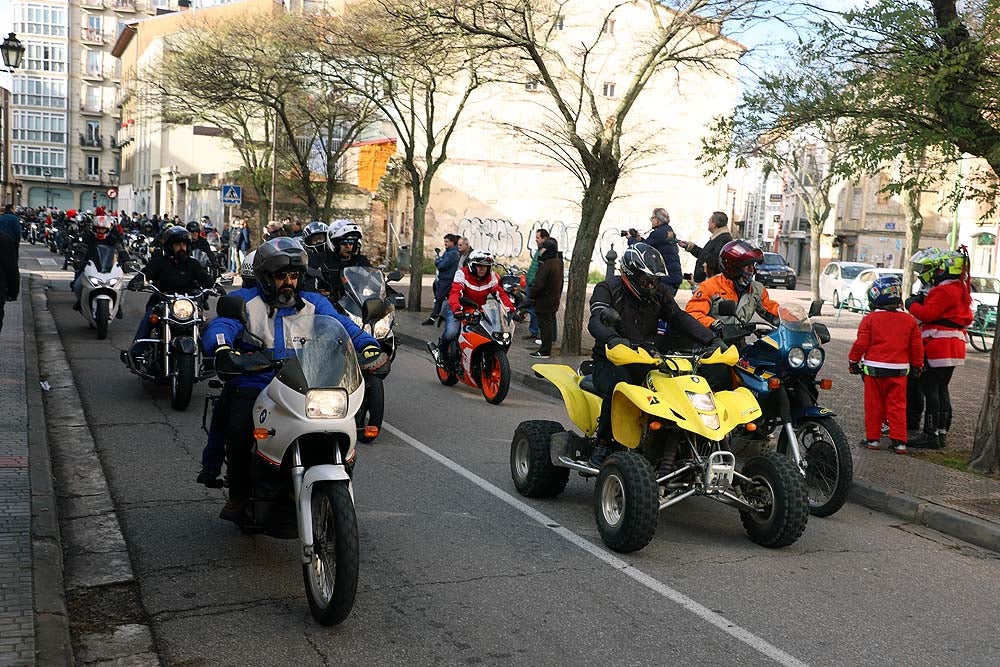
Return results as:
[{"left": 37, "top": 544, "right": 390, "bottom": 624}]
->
[
  {"left": 907, "top": 279, "right": 973, "bottom": 367},
  {"left": 849, "top": 309, "right": 923, "bottom": 376},
  {"left": 448, "top": 266, "right": 515, "bottom": 313}
]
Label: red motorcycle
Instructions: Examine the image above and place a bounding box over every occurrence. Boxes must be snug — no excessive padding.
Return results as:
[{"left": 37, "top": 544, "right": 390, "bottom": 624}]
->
[{"left": 432, "top": 297, "right": 517, "bottom": 404}]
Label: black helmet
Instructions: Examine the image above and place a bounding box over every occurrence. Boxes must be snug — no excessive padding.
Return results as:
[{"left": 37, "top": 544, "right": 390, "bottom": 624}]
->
[
  {"left": 620, "top": 242, "right": 666, "bottom": 300},
  {"left": 253, "top": 238, "right": 307, "bottom": 307},
  {"left": 186, "top": 220, "right": 201, "bottom": 234},
  {"left": 161, "top": 226, "right": 190, "bottom": 258}
]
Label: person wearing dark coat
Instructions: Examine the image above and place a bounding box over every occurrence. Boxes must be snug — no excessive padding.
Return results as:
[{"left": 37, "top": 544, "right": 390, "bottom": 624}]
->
[
  {"left": 0, "top": 231, "right": 20, "bottom": 334},
  {"left": 424, "top": 234, "right": 460, "bottom": 325},
  {"left": 530, "top": 238, "right": 563, "bottom": 358},
  {"left": 643, "top": 208, "right": 683, "bottom": 295},
  {"left": 680, "top": 211, "right": 733, "bottom": 286}
]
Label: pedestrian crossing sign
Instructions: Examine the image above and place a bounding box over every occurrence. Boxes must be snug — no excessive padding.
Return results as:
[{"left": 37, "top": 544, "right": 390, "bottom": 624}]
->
[{"left": 221, "top": 185, "right": 242, "bottom": 205}]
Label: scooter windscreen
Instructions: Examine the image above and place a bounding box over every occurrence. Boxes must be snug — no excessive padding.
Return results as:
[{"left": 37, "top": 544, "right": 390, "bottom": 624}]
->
[
  {"left": 93, "top": 245, "right": 117, "bottom": 273},
  {"left": 776, "top": 303, "right": 812, "bottom": 332},
  {"left": 275, "top": 314, "right": 363, "bottom": 394},
  {"left": 342, "top": 266, "right": 386, "bottom": 305}
]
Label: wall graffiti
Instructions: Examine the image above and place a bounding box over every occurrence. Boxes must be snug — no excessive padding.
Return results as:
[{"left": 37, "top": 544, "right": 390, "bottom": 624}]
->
[{"left": 457, "top": 217, "right": 524, "bottom": 258}]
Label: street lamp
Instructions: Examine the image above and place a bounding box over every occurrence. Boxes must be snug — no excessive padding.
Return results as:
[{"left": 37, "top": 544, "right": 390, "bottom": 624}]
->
[
  {"left": 1, "top": 33, "right": 25, "bottom": 71},
  {"left": 43, "top": 169, "right": 52, "bottom": 208}
]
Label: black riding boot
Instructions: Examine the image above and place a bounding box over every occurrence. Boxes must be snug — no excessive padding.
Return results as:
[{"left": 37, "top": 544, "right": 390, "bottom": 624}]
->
[{"left": 936, "top": 411, "right": 950, "bottom": 449}]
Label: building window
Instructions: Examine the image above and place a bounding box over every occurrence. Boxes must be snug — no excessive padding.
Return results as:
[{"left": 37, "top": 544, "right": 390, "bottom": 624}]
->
[
  {"left": 87, "top": 15, "right": 102, "bottom": 31},
  {"left": 12, "top": 110, "right": 67, "bottom": 143},
  {"left": 84, "top": 86, "right": 102, "bottom": 112},
  {"left": 86, "top": 156, "right": 100, "bottom": 178},
  {"left": 603, "top": 19, "right": 615, "bottom": 35},
  {"left": 11, "top": 144, "right": 67, "bottom": 179},
  {"left": 602, "top": 82, "right": 616, "bottom": 97},
  {"left": 555, "top": 15, "right": 564, "bottom": 30},
  {"left": 15, "top": 4, "right": 67, "bottom": 37},
  {"left": 23, "top": 42, "right": 67, "bottom": 73},
  {"left": 12, "top": 75, "right": 67, "bottom": 109},
  {"left": 525, "top": 78, "right": 539, "bottom": 91},
  {"left": 86, "top": 51, "right": 102, "bottom": 76}
]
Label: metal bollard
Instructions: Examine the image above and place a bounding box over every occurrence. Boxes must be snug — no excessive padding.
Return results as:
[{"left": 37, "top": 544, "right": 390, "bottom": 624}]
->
[{"left": 604, "top": 244, "right": 618, "bottom": 281}]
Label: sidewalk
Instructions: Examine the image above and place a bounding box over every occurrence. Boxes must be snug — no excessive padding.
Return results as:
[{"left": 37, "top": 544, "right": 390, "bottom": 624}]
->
[{"left": 391, "top": 303, "right": 1000, "bottom": 554}]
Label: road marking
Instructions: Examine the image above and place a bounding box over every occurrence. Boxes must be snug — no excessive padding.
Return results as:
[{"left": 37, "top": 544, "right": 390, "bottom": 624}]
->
[
  {"left": 383, "top": 422, "right": 809, "bottom": 667},
  {"left": 36, "top": 258, "right": 57, "bottom": 266}
]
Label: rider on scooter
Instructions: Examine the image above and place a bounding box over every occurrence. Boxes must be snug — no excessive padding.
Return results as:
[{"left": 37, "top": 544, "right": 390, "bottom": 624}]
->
[
  {"left": 71, "top": 215, "right": 128, "bottom": 311},
  {"left": 122, "top": 226, "right": 217, "bottom": 369},
  {"left": 203, "top": 238, "right": 386, "bottom": 524},
  {"left": 431, "top": 249, "right": 519, "bottom": 365},
  {"left": 588, "top": 243, "right": 721, "bottom": 467}
]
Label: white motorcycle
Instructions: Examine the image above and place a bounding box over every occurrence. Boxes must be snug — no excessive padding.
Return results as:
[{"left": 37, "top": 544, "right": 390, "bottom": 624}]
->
[
  {"left": 211, "top": 297, "right": 362, "bottom": 626},
  {"left": 75, "top": 245, "right": 127, "bottom": 340}
]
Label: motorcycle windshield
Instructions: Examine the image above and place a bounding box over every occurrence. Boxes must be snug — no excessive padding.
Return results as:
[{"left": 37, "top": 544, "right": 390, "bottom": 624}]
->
[
  {"left": 479, "top": 297, "right": 511, "bottom": 336},
  {"left": 191, "top": 249, "right": 210, "bottom": 268},
  {"left": 342, "top": 266, "right": 386, "bottom": 305},
  {"left": 276, "top": 314, "right": 362, "bottom": 394},
  {"left": 777, "top": 303, "right": 812, "bottom": 332},
  {"left": 93, "top": 245, "right": 117, "bottom": 273}
]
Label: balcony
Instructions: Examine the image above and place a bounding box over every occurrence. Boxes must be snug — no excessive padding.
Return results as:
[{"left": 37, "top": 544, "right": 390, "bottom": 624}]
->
[
  {"left": 81, "top": 66, "right": 106, "bottom": 81},
  {"left": 111, "top": 0, "right": 138, "bottom": 13},
  {"left": 81, "top": 27, "right": 106, "bottom": 45},
  {"left": 80, "top": 133, "right": 103, "bottom": 149},
  {"left": 80, "top": 0, "right": 107, "bottom": 10},
  {"left": 80, "top": 102, "right": 108, "bottom": 115}
]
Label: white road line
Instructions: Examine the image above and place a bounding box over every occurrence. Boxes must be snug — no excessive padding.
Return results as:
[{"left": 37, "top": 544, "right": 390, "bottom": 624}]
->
[
  {"left": 383, "top": 422, "right": 809, "bottom": 667},
  {"left": 36, "top": 258, "right": 58, "bottom": 266}
]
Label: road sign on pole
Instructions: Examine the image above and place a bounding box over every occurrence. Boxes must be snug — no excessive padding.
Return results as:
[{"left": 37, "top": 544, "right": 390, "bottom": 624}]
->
[
  {"left": 221, "top": 185, "right": 242, "bottom": 206},
  {"left": 106, "top": 188, "right": 118, "bottom": 199}
]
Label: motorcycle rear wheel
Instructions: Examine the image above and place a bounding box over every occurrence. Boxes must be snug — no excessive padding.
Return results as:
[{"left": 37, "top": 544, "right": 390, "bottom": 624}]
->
[
  {"left": 738, "top": 452, "right": 808, "bottom": 548},
  {"left": 95, "top": 300, "right": 110, "bottom": 340},
  {"left": 435, "top": 364, "right": 459, "bottom": 386},
  {"left": 356, "top": 376, "right": 384, "bottom": 443},
  {"left": 302, "top": 481, "right": 359, "bottom": 626},
  {"left": 594, "top": 451, "right": 658, "bottom": 553},
  {"left": 480, "top": 350, "right": 510, "bottom": 405},
  {"left": 170, "top": 353, "right": 195, "bottom": 411},
  {"left": 782, "top": 418, "right": 853, "bottom": 517}
]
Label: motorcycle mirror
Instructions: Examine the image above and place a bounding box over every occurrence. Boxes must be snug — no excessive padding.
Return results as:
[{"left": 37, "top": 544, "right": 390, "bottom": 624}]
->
[
  {"left": 812, "top": 322, "right": 831, "bottom": 344},
  {"left": 386, "top": 269, "right": 402, "bottom": 282},
  {"left": 459, "top": 297, "right": 478, "bottom": 309},
  {"left": 216, "top": 295, "right": 247, "bottom": 323},
  {"left": 716, "top": 299, "right": 737, "bottom": 317},
  {"left": 363, "top": 297, "right": 387, "bottom": 322},
  {"left": 808, "top": 299, "right": 824, "bottom": 318},
  {"left": 599, "top": 307, "right": 622, "bottom": 329}
]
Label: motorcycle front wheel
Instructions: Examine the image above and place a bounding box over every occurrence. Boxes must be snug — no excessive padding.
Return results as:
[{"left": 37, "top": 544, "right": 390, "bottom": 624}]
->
[
  {"left": 95, "top": 300, "right": 110, "bottom": 340},
  {"left": 480, "top": 349, "right": 510, "bottom": 405},
  {"left": 780, "top": 418, "right": 853, "bottom": 517},
  {"left": 170, "top": 353, "right": 195, "bottom": 411},
  {"left": 302, "top": 481, "right": 359, "bottom": 626},
  {"left": 356, "top": 376, "right": 384, "bottom": 443}
]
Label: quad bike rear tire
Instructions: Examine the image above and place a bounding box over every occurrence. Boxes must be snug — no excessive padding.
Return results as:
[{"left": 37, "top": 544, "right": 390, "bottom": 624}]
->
[
  {"left": 510, "top": 420, "right": 569, "bottom": 498},
  {"left": 594, "top": 451, "right": 659, "bottom": 553},
  {"left": 738, "top": 452, "right": 808, "bottom": 548}
]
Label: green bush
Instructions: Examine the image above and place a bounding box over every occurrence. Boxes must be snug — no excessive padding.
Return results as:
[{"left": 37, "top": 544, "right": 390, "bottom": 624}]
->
[{"left": 587, "top": 270, "right": 605, "bottom": 284}]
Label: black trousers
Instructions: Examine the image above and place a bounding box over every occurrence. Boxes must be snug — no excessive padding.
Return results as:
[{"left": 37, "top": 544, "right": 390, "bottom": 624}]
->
[
  {"left": 537, "top": 311, "right": 556, "bottom": 354},
  {"left": 922, "top": 366, "right": 955, "bottom": 431},
  {"left": 592, "top": 361, "right": 648, "bottom": 442},
  {"left": 222, "top": 387, "right": 259, "bottom": 501},
  {"left": 906, "top": 374, "right": 924, "bottom": 431}
]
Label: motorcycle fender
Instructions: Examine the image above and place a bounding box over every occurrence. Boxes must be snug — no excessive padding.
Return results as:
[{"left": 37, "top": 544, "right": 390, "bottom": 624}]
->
[
  {"left": 793, "top": 405, "right": 837, "bottom": 423},
  {"left": 298, "top": 465, "right": 352, "bottom": 563},
  {"left": 531, "top": 364, "right": 601, "bottom": 436},
  {"left": 170, "top": 336, "right": 198, "bottom": 355},
  {"left": 611, "top": 379, "right": 762, "bottom": 447}
]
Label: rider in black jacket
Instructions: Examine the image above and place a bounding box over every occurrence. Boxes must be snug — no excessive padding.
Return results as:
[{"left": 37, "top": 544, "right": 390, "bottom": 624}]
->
[
  {"left": 186, "top": 220, "right": 221, "bottom": 275},
  {"left": 587, "top": 243, "right": 720, "bottom": 467},
  {"left": 318, "top": 219, "right": 371, "bottom": 300},
  {"left": 123, "top": 226, "right": 216, "bottom": 368},
  {"left": 71, "top": 217, "right": 128, "bottom": 311}
]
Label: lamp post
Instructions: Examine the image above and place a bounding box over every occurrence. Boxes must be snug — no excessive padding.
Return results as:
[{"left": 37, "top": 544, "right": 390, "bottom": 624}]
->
[
  {"left": 43, "top": 169, "right": 52, "bottom": 208},
  {"left": 1, "top": 33, "right": 25, "bottom": 71}
]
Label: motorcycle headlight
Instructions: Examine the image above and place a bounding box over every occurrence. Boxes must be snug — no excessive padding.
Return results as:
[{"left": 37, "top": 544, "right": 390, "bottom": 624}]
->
[
  {"left": 806, "top": 347, "right": 824, "bottom": 369},
  {"left": 88, "top": 275, "right": 102, "bottom": 287},
  {"left": 171, "top": 298, "right": 195, "bottom": 320},
  {"left": 373, "top": 312, "right": 394, "bottom": 339},
  {"left": 107, "top": 277, "right": 119, "bottom": 287},
  {"left": 699, "top": 413, "right": 721, "bottom": 430},
  {"left": 305, "top": 388, "right": 348, "bottom": 419},
  {"left": 685, "top": 391, "right": 716, "bottom": 412},
  {"left": 788, "top": 347, "right": 806, "bottom": 368}
]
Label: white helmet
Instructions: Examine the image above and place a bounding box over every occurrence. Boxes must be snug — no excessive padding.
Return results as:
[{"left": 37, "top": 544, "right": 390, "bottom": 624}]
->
[
  {"left": 468, "top": 249, "right": 495, "bottom": 268},
  {"left": 241, "top": 250, "right": 256, "bottom": 282},
  {"left": 327, "top": 219, "right": 362, "bottom": 253}
]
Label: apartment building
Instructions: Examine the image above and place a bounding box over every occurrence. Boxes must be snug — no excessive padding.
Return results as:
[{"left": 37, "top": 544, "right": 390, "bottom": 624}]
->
[{"left": 9, "top": 0, "right": 186, "bottom": 212}]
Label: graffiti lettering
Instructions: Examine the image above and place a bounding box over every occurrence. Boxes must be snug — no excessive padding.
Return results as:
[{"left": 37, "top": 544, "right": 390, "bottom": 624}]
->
[{"left": 457, "top": 217, "right": 524, "bottom": 258}]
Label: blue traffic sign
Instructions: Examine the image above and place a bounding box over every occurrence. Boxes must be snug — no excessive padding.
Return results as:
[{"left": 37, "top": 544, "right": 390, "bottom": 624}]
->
[{"left": 221, "top": 185, "right": 242, "bottom": 205}]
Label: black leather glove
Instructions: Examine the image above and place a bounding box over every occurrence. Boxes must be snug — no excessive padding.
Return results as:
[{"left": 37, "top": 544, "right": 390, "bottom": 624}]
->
[
  {"left": 606, "top": 336, "right": 631, "bottom": 350},
  {"left": 127, "top": 274, "right": 145, "bottom": 291},
  {"left": 359, "top": 344, "right": 387, "bottom": 373},
  {"left": 910, "top": 365, "right": 922, "bottom": 378},
  {"left": 701, "top": 338, "right": 728, "bottom": 358},
  {"left": 710, "top": 320, "right": 724, "bottom": 334},
  {"left": 904, "top": 294, "right": 924, "bottom": 310},
  {"left": 849, "top": 361, "right": 862, "bottom": 375}
]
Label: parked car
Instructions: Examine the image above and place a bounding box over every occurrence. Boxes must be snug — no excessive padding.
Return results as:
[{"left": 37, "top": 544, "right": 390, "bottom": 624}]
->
[
  {"left": 970, "top": 275, "right": 1000, "bottom": 308},
  {"left": 819, "top": 261, "right": 875, "bottom": 307},
  {"left": 756, "top": 252, "right": 798, "bottom": 289},
  {"left": 842, "top": 268, "right": 909, "bottom": 311}
]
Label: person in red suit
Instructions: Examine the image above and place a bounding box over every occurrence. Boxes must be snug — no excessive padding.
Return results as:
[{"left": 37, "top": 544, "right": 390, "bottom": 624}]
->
[
  {"left": 849, "top": 275, "right": 924, "bottom": 454},
  {"left": 905, "top": 247, "right": 974, "bottom": 449}
]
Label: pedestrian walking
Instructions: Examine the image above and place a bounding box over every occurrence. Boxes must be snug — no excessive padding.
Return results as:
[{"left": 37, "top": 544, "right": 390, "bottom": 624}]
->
[
  {"left": 530, "top": 238, "right": 563, "bottom": 358},
  {"left": 848, "top": 275, "right": 923, "bottom": 454},
  {"left": 905, "top": 247, "right": 974, "bottom": 449},
  {"left": 679, "top": 211, "right": 732, "bottom": 288},
  {"left": 424, "top": 234, "right": 460, "bottom": 325},
  {"left": 643, "top": 208, "right": 683, "bottom": 295}
]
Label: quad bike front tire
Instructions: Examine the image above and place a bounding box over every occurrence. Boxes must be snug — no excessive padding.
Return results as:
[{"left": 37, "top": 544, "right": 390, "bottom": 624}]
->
[
  {"left": 738, "top": 452, "right": 809, "bottom": 548},
  {"left": 510, "top": 420, "right": 570, "bottom": 498},
  {"left": 594, "top": 451, "right": 659, "bottom": 553}
]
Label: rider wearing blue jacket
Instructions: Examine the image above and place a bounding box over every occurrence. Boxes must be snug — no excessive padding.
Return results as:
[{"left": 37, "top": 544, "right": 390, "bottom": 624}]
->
[{"left": 202, "top": 238, "right": 384, "bottom": 523}]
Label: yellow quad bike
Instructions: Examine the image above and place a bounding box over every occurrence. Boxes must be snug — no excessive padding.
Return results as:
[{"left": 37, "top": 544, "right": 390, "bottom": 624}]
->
[{"left": 510, "top": 342, "right": 810, "bottom": 554}]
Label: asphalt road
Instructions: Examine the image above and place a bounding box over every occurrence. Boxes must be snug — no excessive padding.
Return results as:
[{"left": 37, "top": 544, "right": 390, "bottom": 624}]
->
[{"left": 30, "top": 245, "right": 1000, "bottom": 667}]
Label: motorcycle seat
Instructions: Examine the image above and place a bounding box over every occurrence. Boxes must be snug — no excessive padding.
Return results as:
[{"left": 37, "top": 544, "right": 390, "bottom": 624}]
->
[{"left": 578, "top": 374, "right": 601, "bottom": 396}]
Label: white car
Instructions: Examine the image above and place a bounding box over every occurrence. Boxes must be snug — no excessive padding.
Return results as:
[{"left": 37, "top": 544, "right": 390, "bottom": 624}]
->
[
  {"left": 819, "top": 261, "right": 874, "bottom": 307},
  {"left": 841, "top": 268, "right": 905, "bottom": 311},
  {"left": 970, "top": 275, "right": 1000, "bottom": 308}
]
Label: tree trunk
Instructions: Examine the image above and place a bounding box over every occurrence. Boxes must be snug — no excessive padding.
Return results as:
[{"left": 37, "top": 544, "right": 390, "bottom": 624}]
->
[
  {"left": 407, "top": 195, "right": 427, "bottom": 312},
  {"left": 809, "top": 222, "right": 822, "bottom": 302},
  {"left": 561, "top": 179, "right": 616, "bottom": 355},
  {"left": 902, "top": 186, "right": 923, "bottom": 297},
  {"left": 970, "top": 319, "right": 1000, "bottom": 474}
]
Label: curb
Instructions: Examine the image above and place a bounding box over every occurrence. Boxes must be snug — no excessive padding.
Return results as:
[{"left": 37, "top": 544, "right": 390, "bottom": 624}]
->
[
  {"left": 394, "top": 328, "right": 1000, "bottom": 554},
  {"left": 24, "top": 280, "right": 74, "bottom": 667}
]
